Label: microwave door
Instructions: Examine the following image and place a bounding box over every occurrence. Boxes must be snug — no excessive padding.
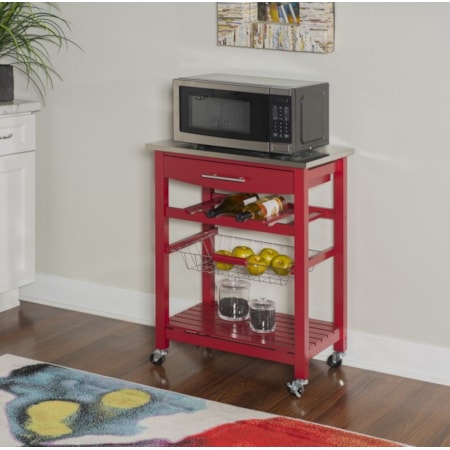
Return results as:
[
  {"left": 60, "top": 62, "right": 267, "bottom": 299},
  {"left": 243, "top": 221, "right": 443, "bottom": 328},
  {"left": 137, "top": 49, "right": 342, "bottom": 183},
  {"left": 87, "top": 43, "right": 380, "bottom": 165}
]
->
[{"left": 177, "top": 86, "right": 270, "bottom": 152}]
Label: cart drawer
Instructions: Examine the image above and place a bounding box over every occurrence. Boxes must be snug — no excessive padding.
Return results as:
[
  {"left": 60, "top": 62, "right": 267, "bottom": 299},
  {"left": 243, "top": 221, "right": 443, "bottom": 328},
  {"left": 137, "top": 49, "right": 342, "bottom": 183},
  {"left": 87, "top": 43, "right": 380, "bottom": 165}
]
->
[{"left": 163, "top": 154, "right": 294, "bottom": 193}]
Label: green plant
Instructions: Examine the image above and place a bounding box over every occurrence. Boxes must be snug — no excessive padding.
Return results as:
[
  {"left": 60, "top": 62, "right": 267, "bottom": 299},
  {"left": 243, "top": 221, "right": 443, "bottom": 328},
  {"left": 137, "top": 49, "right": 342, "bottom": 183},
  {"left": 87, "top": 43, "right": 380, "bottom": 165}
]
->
[{"left": 0, "top": 2, "right": 80, "bottom": 101}]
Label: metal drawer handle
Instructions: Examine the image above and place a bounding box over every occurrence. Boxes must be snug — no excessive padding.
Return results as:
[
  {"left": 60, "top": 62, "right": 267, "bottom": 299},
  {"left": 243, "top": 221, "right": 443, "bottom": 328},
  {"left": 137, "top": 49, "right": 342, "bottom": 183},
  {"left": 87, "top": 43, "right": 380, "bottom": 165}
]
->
[
  {"left": 201, "top": 173, "right": 246, "bottom": 183},
  {"left": 0, "top": 133, "right": 13, "bottom": 140}
]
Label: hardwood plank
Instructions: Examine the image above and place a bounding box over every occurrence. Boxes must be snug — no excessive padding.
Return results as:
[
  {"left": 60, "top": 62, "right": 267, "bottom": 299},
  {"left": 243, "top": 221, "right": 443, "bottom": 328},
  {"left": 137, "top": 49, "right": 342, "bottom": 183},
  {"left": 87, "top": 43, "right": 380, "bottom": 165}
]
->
[{"left": 0, "top": 301, "right": 449, "bottom": 446}]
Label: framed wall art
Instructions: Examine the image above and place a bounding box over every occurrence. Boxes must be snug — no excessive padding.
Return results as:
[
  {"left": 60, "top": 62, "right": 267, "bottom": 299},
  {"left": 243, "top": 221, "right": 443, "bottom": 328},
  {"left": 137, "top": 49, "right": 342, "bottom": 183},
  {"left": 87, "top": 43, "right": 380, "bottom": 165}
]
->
[{"left": 217, "top": 2, "right": 335, "bottom": 53}]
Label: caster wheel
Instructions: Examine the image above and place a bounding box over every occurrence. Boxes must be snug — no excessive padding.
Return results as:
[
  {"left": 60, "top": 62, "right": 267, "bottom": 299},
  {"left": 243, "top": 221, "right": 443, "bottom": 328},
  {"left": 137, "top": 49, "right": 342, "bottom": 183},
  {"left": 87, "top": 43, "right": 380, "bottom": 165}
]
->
[
  {"left": 287, "top": 379, "right": 308, "bottom": 398},
  {"left": 199, "top": 347, "right": 214, "bottom": 360},
  {"left": 327, "top": 351, "right": 343, "bottom": 369},
  {"left": 149, "top": 354, "right": 165, "bottom": 366},
  {"left": 150, "top": 349, "right": 167, "bottom": 366}
]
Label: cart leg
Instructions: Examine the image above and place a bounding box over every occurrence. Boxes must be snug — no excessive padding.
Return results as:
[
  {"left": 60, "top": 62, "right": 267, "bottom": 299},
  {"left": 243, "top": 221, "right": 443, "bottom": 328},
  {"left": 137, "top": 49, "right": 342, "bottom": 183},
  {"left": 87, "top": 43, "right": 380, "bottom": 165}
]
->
[
  {"left": 333, "top": 157, "right": 348, "bottom": 355},
  {"left": 287, "top": 379, "right": 309, "bottom": 398},
  {"left": 154, "top": 152, "right": 170, "bottom": 351},
  {"left": 292, "top": 167, "right": 311, "bottom": 384}
]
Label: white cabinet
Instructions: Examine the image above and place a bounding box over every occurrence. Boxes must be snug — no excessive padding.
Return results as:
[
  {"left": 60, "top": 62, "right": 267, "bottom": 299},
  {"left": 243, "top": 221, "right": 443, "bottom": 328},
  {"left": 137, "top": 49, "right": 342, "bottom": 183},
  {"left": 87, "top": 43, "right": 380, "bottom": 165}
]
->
[
  {"left": 0, "top": 102, "right": 40, "bottom": 311},
  {"left": 0, "top": 150, "right": 35, "bottom": 291}
]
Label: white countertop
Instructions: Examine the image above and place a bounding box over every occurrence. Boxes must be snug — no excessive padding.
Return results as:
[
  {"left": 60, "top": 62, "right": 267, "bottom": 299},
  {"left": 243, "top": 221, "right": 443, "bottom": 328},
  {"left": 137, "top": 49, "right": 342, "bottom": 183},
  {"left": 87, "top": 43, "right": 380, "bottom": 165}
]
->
[{"left": 0, "top": 100, "right": 41, "bottom": 116}]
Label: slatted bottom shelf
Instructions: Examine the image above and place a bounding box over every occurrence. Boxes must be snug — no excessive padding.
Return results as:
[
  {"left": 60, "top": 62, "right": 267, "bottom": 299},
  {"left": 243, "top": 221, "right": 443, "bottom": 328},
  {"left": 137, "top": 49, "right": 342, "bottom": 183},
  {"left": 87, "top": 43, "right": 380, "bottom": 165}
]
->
[{"left": 166, "top": 303, "right": 340, "bottom": 366}]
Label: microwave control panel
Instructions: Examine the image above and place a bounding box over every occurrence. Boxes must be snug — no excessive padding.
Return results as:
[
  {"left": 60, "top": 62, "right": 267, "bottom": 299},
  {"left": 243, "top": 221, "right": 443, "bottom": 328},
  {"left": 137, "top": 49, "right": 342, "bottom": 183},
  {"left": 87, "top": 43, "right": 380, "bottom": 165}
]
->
[{"left": 270, "top": 95, "right": 292, "bottom": 143}]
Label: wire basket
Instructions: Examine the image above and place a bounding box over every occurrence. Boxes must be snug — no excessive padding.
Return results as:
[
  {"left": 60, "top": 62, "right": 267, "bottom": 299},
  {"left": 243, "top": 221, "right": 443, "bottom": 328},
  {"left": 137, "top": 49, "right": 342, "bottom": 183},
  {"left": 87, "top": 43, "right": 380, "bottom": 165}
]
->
[{"left": 176, "top": 233, "right": 298, "bottom": 285}]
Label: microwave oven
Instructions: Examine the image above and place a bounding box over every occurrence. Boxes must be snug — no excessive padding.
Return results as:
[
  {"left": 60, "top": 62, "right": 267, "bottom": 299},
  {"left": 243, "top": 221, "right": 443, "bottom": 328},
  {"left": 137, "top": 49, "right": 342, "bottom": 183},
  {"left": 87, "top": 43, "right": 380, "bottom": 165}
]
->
[{"left": 173, "top": 73, "right": 329, "bottom": 155}]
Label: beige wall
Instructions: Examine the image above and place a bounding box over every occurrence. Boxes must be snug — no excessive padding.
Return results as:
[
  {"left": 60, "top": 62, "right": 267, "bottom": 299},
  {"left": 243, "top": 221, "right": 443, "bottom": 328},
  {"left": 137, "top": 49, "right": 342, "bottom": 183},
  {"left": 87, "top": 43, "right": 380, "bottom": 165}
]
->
[{"left": 19, "top": 2, "right": 450, "bottom": 350}]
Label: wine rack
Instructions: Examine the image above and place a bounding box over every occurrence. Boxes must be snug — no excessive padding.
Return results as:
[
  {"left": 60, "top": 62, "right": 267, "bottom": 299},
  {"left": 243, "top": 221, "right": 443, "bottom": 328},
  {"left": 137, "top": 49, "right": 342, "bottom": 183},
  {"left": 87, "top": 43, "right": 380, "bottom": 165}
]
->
[{"left": 149, "top": 142, "right": 352, "bottom": 397}]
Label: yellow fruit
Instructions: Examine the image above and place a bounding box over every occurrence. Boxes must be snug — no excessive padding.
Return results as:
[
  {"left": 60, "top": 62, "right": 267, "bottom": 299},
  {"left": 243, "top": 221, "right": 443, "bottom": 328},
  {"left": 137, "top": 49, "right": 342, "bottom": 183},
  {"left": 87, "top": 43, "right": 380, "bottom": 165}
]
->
[
  {"left": 259, "top": 247, "right": 279, "bottom": 265},
  {"left": 214, "top": 249, "right": 234, "bottom": 271},
  {"left": 270, "top": 254, "right": 293, "bottom": 276},
  {"left": 246, "top": 254, "right": 268, "bottom": 276},
  {"left": 232, "top": 245, "right": 254, "bottom": 259}
]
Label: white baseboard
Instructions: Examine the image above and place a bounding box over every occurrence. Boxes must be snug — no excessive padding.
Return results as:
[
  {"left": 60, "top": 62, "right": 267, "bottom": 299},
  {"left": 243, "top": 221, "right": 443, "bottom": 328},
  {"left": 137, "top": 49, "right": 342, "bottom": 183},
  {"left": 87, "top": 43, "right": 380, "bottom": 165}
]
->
[
  {"left": 19, "top": 272, "right": 192, "bottom": 326},
  {"left": 0, "top": 288, "right": 20, "bottom": 313},
  {"left": 20, "top": 272, "right": 450, "bottom": 387}
]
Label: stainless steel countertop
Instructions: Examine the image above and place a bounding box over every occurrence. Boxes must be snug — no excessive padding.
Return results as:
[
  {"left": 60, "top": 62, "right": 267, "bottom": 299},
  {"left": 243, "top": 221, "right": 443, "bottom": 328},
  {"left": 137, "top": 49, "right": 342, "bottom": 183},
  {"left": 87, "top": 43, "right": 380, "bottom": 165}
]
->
[{"left": 146, "top": 139, "right": 354, "bottom": 169}]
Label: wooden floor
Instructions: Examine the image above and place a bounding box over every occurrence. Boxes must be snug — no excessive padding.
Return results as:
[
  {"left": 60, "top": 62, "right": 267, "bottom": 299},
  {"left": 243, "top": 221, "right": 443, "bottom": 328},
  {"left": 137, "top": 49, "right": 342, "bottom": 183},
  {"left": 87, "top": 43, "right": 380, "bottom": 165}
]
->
[{"left": 1, "top": 301, "right": 449, "bottom": 447}]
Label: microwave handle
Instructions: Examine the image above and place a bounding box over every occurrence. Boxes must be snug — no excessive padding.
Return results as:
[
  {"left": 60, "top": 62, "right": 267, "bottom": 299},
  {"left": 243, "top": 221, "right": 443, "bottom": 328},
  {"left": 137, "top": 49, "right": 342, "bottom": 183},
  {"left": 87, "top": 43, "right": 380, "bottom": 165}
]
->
[{"left": 201, "top": 173, "right": 246, "bottom": 183}]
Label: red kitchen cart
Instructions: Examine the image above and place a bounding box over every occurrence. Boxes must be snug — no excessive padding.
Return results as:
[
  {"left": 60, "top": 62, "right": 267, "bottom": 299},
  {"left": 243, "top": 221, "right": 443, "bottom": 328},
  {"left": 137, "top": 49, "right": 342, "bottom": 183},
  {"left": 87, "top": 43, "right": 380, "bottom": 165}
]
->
[{"left": 149, "top": 141, "right": 353, "bottom": 397}]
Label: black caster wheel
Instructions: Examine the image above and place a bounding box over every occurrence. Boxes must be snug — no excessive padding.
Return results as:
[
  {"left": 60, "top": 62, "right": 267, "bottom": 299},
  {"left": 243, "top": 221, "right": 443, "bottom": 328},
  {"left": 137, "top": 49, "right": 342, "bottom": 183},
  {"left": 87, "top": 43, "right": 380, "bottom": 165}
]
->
[
  {"left": 149, "top": 354, "right": 165, "bottom": 366},
  {"left": 197, "top": 346, "right": 214, "bottom": 360},
  {"left": 287, "top": 379, "right": 308, "bottom": 398},
  {"left": 150, "top": 349, "right": 167, "bottom": 366},
  {"left": 327, "top": 351, "right": 344, "bottom": 369}
]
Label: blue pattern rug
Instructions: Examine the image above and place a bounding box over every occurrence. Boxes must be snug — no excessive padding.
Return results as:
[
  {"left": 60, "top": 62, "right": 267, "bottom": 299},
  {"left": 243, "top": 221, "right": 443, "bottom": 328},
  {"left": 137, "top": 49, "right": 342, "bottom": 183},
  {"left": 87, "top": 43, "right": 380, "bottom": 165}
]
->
[{"left": 0, "top": 354, "right": 403, "bottom": 446}]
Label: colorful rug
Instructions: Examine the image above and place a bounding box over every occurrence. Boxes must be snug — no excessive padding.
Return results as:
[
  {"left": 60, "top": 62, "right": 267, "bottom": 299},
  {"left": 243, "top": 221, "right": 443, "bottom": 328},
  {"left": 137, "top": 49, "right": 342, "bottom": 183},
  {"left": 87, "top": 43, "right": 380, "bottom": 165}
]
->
[{"left": 0, "top": 354, "right": 403, "bottom": 447}]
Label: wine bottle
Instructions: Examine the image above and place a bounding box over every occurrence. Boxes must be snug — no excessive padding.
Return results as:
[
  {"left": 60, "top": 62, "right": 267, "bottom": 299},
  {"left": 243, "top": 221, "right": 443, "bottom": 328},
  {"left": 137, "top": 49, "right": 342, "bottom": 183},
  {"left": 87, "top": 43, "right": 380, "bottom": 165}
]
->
[
  {"left": 205, "top": 193, "right": 259, "bottom": 218},
  {"left": 235, "top": 195, "right": 287, "bottom": 222}
]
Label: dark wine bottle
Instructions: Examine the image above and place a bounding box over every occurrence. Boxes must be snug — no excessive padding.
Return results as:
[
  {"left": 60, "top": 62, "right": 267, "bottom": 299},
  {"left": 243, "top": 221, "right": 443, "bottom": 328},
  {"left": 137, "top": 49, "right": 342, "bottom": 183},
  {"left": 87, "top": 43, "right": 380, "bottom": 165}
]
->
[
  {"left": 235, "top": 195, "right": 287, "bottom": 222},
  {"left": 205, "top": 193, "right": 259, "bottom": 218}
]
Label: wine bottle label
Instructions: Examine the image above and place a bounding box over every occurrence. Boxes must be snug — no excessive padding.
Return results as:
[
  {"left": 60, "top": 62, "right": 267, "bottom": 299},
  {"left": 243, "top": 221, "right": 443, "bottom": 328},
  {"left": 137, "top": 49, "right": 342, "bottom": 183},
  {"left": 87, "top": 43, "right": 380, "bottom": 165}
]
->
[
  {"left": 260, "top": 198, "right": 282, "bottom": 217},
  {"left": 243, "top": 195, "right": 258, "bottom": 206}
]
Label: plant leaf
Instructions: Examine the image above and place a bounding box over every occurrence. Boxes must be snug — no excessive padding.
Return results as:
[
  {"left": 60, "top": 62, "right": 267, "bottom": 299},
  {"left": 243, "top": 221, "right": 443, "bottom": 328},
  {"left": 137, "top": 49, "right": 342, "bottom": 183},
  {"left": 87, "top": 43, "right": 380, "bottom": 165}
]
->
[{"left": 0, "top": 2, "right": 81, "bottom": 102}]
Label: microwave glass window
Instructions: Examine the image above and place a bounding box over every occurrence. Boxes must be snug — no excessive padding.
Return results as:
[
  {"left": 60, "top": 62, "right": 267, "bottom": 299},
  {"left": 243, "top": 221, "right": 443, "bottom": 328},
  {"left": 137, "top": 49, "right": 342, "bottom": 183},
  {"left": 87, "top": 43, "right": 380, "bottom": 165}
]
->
[
  {"left": 190, "top": 95, "right": 250, "bottom": 134},
  {"left": 179, "top": 86, "right": 269, "bottom": 142}
]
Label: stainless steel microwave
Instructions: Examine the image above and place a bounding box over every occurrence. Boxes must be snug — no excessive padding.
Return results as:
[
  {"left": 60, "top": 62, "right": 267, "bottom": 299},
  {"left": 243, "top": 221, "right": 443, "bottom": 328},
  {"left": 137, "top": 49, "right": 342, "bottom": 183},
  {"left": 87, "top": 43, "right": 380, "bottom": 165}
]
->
[{"left": 173, "top": 73, "right": 329, "bottom": 155}]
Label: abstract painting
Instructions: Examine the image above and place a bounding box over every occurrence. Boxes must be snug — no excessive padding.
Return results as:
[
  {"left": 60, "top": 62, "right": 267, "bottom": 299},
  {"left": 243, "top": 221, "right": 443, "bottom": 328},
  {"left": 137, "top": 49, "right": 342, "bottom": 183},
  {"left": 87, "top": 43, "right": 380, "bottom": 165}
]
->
[{"left": 217, "top": 2, "right": 335, "bottom": 53}]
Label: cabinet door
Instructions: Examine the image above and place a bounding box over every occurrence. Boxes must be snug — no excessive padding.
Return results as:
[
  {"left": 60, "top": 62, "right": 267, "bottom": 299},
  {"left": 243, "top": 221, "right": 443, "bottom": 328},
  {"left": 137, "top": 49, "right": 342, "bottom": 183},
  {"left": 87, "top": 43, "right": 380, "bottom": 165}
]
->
[{"left": 0, "top": 151, "right": 35, "bottom": 292}]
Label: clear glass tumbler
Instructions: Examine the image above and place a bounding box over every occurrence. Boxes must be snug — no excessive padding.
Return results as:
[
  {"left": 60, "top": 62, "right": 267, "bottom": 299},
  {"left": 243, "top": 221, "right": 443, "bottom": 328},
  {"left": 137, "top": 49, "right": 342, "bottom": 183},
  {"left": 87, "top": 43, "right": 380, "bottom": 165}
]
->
[
  {"left": 249, "top": 298, "right": 276, "bottom": 333},
  {"left": 218, "top": 279, "right": 250, "bottom": 321}
]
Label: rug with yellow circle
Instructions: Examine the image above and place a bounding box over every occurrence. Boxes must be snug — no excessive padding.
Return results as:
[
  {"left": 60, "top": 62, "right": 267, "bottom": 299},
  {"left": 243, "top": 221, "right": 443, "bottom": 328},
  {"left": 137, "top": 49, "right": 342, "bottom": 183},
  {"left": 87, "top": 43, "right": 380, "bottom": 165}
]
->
[{"left": 0, "top": 354, "right": 404, "bottom": 446}]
